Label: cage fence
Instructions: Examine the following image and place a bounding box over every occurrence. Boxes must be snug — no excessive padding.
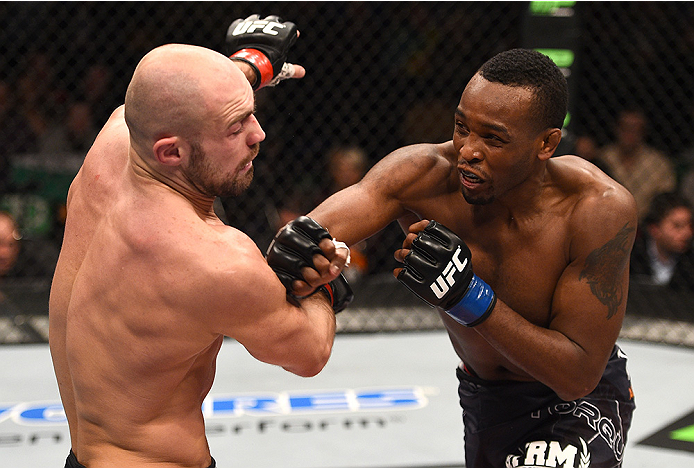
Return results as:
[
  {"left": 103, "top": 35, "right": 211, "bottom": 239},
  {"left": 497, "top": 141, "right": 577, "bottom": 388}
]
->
[{"left": 1, "top": 2, "right": 693, "bottom": 346}]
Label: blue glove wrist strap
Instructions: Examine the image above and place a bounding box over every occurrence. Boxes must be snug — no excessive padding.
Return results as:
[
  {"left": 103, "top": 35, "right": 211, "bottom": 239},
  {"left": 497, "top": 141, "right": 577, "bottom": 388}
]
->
[{"left": 445, "top": 274, "right": 496, "bottom": 327}]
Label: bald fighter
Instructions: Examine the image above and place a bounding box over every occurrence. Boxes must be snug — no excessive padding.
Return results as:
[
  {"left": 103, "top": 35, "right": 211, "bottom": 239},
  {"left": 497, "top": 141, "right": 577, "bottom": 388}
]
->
[
  {"left": 273, "top": 49, "right": 637, "bottom": 467},
  {"left": 49, "top": 17, "right": 350, "bottom": 468}
]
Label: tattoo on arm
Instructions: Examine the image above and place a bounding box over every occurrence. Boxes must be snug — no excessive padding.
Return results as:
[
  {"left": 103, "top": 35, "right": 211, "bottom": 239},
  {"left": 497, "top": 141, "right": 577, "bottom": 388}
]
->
[{"left": 579, "top": 223, "right": 634, "bottom": 319}]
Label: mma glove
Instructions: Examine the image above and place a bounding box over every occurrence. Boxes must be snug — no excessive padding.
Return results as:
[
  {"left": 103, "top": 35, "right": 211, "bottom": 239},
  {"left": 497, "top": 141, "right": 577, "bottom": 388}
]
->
[
  {"left": 397, "top": 221, "right": 496, "bottom": 327},
  {"left": 226, "top": 14, "right": 298, "bottom": 90},
  {"left": 267, "top": 216, "right": 354, "bottom": 313}
]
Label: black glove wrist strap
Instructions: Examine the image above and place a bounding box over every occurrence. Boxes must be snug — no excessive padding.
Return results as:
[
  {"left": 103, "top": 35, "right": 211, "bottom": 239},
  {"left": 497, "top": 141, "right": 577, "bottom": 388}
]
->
[{"left": 317, "top": 284, "right": 340, "bottom": 314}]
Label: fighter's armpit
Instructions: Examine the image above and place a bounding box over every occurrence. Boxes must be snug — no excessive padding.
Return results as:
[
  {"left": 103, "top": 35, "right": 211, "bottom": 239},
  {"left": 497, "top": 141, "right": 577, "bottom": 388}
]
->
[{"left": 578, "top": 223, "right": 635, "bottom": 319}]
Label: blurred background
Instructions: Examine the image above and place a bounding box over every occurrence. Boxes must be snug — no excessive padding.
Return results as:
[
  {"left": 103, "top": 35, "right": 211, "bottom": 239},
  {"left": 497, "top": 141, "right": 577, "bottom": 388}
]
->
[{"left": 1, "top": 1, "right": 693, "bottom": 346}]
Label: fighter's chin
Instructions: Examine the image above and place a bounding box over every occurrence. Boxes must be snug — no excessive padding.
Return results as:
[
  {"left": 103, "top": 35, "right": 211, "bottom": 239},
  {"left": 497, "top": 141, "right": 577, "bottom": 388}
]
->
[
  {"left": 219, "top": 167, "right": 254, "bottom": 198},
  {"left": 461, "top": 188, "right": 494, "bottom": 205}
]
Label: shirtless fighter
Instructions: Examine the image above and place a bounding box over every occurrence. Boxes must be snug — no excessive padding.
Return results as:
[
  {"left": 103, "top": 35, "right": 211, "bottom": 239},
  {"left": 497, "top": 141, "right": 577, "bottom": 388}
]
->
[
  {"left": 49, "top": 16, "right": 351, "bottom": 468},
  {"left": 270, "top": 49, "right": 637, "bottom": 467}
]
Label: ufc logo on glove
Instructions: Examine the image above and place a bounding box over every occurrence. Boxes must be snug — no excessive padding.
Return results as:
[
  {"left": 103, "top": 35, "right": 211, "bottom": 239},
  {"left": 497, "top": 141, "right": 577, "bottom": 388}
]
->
[
  {"left": 398, "top": 221, "right": 496, "bottom": 327},
  {"left": 430, "top": 246, "right": 468, "bottom": 299},
  {"left": 230, "top": 20, "right": 286, "bottom": 36}
]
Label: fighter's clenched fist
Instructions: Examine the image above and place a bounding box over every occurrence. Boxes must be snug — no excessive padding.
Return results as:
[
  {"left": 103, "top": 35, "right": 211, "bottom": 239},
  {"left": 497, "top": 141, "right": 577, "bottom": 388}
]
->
[
  {"left": 396, "top": 220, "right": 496, "bottom": 327},
  {"left": 226, "top": 15, "right": 303, "bottom": 89},
  {"left": 267, "top": 216, "right": 353, "bottom": 313}
]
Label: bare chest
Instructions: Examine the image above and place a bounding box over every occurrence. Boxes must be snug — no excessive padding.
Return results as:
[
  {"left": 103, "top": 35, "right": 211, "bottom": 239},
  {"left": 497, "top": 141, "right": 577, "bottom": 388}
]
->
[
  {"left": 423, "top": 206, "right": 570, "bottom": 325},
  {"left": 475, "top": 235, "right": 566, "bottom": 323}
]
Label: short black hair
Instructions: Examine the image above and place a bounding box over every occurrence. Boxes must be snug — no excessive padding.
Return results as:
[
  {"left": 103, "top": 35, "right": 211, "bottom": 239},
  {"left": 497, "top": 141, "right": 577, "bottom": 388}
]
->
[
  {"left": 478, "top": 48, "right": 568, "bottom": 131},
  {"left": 644, "top": 192, "right": 692, "bottom": 226}
]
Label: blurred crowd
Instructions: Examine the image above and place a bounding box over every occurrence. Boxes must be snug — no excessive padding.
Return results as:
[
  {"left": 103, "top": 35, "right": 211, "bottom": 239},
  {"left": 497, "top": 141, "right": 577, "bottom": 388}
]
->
[
  {"left": 572, "top": 108, "right": 694, "bottom": 292},
  {"left": 0, "top": 52, "right": 113, "bottom": 293},
  {"left": 1, "top": 4, "right": 693, "bottom": 318}
]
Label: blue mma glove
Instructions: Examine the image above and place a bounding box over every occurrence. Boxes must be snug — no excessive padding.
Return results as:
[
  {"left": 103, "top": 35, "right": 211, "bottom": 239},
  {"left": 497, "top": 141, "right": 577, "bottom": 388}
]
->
[{"left": 397, "top": 221, "right": 496, "bottom": 326}]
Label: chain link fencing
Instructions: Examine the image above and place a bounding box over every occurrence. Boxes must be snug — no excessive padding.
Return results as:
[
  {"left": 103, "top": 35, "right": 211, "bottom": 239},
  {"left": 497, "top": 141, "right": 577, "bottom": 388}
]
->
[{"left": 1, "top": 2, "right": 693, "bottom": 345}]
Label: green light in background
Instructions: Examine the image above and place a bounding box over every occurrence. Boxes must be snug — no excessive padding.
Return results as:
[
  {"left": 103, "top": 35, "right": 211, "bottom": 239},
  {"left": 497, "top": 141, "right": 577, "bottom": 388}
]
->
[
  {"left": 563, "top": 112, "right": 571, "bottom": 129},
  {"left": 536, "top": 48, "right": 575, "bottom": 68},
  {"left": 529, "top": 1, "right": 576, "bottom": 16}
]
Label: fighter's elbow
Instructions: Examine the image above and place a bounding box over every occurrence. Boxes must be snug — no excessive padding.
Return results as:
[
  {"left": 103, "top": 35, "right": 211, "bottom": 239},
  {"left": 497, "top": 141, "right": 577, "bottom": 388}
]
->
[
  {"left": 291, "top": 363, "right": 324, "bottom": 378},
  {"left": 553, "top": 374, "right": 602, "bottom": 402},
  {"left": 285, "top": 344, "right": 333, "bottom": 378}
]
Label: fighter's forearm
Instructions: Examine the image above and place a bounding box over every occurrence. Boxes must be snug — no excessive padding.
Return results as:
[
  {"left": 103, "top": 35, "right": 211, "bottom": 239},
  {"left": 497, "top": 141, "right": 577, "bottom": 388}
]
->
[
  {"left": 231, "top": 61, "right": 258, "bottom": 88},
  {"left": 472, "top": 299, "right": 610, "bottom": 402}
]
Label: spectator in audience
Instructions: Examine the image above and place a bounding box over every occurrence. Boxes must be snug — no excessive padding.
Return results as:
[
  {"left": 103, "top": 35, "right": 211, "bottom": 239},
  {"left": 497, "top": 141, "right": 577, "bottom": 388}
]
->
[
  {"left": 0, "top": 80, "right": 38, "bottom": 191},
  {"left": 630, "top": 191, "right": 694, "bottom": 290},
  {"left": 573, "top": 133, "right": 611, "bottom": 176},
  {"left": 324, "top": 145, "right": 369, "bottom": 198},
  {"left": 78, "top": 63, "right": 121, "bottom": 126},
  {"left": 0, "top": 208, "right": 59, "bottom": 279},
  {"left": 15, "top": 52, "right": 68, "bottom": 149},
  {"left": 65, "top": 101, "right": 99, "bottom": 153},
  {"left": 0, "top": 212, "right": 21, "bottom": 279},
  {"left": 321, "top": 146, "right": 370, "bottom": 280},
  {"left": 678, "top": 105, "right": 694, "bottom": 209},
  {"left": 402, "top": 99, "right": 454, "bottom": 146},
  {"left": 598, "top": 108, "right": 676, "bottom": 220},
  {"left": 680, "top": 166, "right": 694, "bottom": 211},
  {"left": 39, "top": 101, "right": 99, "bottom": 155},
  {"left": 271, "top": 146, "right": 371, "bottom": 282}
]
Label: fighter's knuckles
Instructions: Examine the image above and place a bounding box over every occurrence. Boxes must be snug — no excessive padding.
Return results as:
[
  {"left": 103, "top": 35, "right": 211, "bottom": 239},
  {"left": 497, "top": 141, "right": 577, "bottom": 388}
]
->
[
  {"left": 291, "top": 279, "right": 315, "bottom": 298},
  {"left": 317, "top": 237, "right": 337, "bottom": 257},
  {"left": 300, "top": 265, "right": 324, "bottom": 286},
  {"left": 394, "top": 248, "right": 410, "bottom": 262},
  {"left": 402, "top": 232, "right": 418, "bottom": 249},
  {"left": 311, "top": 252, "right": 331, "bottom": 272}
]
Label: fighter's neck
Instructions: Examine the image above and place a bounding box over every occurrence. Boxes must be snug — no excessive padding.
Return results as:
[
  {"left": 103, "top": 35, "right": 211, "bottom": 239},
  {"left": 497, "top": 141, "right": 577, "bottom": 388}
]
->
[
  {"left": 490, "top": 165, "right": 552, "bottom": 222},
  {"left": 127, "top": 153, "right": 216, "bottom": 219}
]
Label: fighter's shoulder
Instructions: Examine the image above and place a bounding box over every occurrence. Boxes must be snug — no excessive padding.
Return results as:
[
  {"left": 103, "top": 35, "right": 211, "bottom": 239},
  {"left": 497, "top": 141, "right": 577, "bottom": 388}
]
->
[
  {"left": 95, "top": 105, "right": 128, "bottom": 144},
  {"left": 195, "top": 224, "right": 280, "bottom": 309},
  {"left": 380, "top": 141, "right": 456, "bottom": 166},
  {"left": 553, "top": 156, "right": 633, "bottom": 203},
  {"left": 80, "top": 105, "right": 129, "bottom": 173},
  {"left": 133, "top": 216, "right": 267, "bottom": 290},
  {"left": 554, "top": 156, "right": 637, "bottom": 244},
  {"left": 68, "top": 106, "right": 129, "bottom": 200},
  {"left": 205, "top": 224, "right": 268, "bottom": 271}
]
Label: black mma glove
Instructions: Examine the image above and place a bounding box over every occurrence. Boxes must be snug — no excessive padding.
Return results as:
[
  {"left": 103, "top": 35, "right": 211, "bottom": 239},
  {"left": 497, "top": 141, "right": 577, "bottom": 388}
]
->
[
  {"left": 318, "top": 274, "right": 354, "bottom": 314},
  {"left": 397, "top": 221, "right": 496, "bottom": 327},
  {"left": 267, "top": 216, "right": 353, "bottom": 313},
  {"left": 226, "top": 14, "right": 298, "bottom": 90}
]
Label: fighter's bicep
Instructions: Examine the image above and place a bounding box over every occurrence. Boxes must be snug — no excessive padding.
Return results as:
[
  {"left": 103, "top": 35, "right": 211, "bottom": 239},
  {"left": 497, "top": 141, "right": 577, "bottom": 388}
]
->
[
  {"left": 211, "top": 248, "right": 332, "bottom": 371},
  {"left": 310, "top": 180, "right": 406, "bottom": 246},
  {"left": 548, "top": 222, "right": 636, "bottom": 360}
]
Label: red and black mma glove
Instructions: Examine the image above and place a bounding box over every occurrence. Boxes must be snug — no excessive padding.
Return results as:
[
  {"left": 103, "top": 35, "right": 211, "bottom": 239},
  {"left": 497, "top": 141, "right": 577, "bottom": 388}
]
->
[
  {"left": 266, "top": 216, "right": 354, "bottom": 314},
  {"left": 397, "top": 221, "right": 496, "bottom": 327},
  {"left": 226, "top": 14, "right": 298, "bottom": 90}
]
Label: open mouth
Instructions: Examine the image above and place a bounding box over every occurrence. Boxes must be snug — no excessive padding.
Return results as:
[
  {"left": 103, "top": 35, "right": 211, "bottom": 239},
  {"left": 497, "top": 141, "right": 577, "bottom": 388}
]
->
[{"left": 459, "top": 168, "right": 484, "bottom": 189}]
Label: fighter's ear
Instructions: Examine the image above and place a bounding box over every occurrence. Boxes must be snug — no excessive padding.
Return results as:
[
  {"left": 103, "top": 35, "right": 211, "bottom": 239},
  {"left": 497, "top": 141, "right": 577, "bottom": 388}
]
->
[
  {"left": 537, "top": 128, "right": 562, "bottom": 161},
  {"left": 153, "top": 136, "right": 189, "bottom": 166}
]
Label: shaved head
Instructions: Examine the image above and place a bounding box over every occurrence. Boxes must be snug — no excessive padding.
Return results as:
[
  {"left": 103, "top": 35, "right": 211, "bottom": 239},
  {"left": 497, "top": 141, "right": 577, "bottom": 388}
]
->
[{"left": 124, "top": 44, "right": 247, "bottom": 156}]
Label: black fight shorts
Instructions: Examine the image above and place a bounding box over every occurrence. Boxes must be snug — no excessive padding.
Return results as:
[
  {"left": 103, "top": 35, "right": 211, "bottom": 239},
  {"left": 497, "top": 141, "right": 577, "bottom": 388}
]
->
[
  {"left": 65, "top": 450, "right": 216, "bottom": 467},
  {"left": 457, "top": 345, "right": 635, "bottom": 468}
]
